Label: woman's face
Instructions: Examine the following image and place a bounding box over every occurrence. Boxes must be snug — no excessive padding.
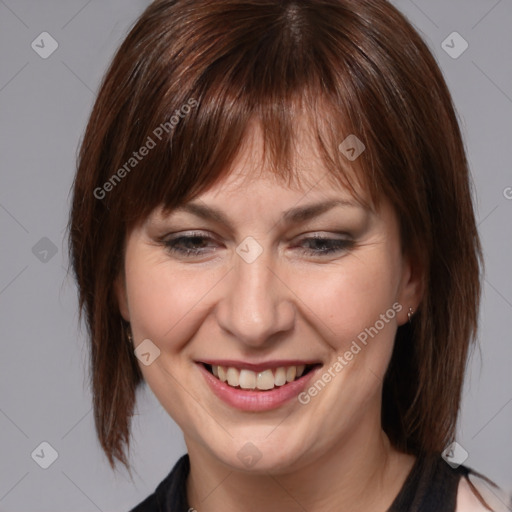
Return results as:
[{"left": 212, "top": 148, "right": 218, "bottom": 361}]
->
[{"left": 116, "top": 125, "right": 421, "bottom": 473}]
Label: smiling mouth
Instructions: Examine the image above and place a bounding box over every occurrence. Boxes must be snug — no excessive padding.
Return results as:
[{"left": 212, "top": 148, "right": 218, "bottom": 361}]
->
[{"left": 202, "top": 363, "right": 320, "bottom": 391}]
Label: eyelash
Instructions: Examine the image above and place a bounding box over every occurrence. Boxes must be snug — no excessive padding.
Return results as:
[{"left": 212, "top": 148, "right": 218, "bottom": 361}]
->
[{"left": 162, "top": 232, "right": 355, "bottom": 258}]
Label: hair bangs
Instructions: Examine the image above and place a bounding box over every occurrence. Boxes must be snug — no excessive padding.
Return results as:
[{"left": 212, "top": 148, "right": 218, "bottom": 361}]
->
[{"left": 116, "top": 72, "right": 378, "bottom": 235}]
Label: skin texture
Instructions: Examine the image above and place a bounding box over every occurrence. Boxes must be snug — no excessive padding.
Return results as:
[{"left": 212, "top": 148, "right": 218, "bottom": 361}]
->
[
  {"left": 116, "top": 123, "right": 424, "bottom": 511},
  {"left": 457, "top": 478, "right": 493, "bottom": 512}
]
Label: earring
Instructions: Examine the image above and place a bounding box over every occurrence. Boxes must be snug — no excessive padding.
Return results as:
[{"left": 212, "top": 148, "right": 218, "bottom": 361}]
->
[
  {"left": 126, "top": 325, "right": 133, "bottom": 344},
  {"left": 408, "top": 307, "right": 414, "bottom": 323}
]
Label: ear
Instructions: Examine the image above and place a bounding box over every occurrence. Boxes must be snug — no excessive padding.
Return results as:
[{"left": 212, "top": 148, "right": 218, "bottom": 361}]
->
[
  {"left": 114, "top": 272, "right": 130, "bottom": 322},
  {"left": 396, "top": 251, "right": 424, "bottom": 326}
]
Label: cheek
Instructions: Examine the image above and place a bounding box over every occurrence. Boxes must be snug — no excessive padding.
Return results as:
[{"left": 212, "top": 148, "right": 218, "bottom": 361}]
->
[
  {"left": 293, "top": 249, "right": 401, "bottom": 354},
  {"left": 124, "top": 250, "right": 224, "bottom": 351},
  {"left": 123, "top": 251, "right": 225, "bottom": 425}
]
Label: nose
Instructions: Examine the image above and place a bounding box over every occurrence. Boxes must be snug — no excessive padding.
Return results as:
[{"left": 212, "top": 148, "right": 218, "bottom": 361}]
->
[{"left": 215, "top": 247, "right": 295, "bottom": 349}]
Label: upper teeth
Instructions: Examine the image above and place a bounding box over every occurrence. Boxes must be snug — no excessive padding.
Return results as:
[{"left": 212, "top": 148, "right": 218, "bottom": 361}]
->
[{"left": 211, "top": 365, "right": 306, "bottom": 390}]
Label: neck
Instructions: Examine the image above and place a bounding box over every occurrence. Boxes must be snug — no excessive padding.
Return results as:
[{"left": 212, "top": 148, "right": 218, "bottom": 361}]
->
[{"left": 185, "top": 412, "right": 415, "bottom": 512}]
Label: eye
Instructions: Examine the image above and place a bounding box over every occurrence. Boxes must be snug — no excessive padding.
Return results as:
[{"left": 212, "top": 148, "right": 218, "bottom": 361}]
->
[
  {"left": 161, "top": 232, "right": 355, "bottom": 259},
  {"left": 162, "top": 232, "right": 219, "bottom": 257},
  {"left": 295, "top": 235, "right": 355, "bottom": 256}
]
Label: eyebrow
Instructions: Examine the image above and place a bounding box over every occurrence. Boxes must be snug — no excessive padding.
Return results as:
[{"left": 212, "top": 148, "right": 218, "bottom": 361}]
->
[{"left": 172, "top": 198, "right": 365, "bottom": 230}]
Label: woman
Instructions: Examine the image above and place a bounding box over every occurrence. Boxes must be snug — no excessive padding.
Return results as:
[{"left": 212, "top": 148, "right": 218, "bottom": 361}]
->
[{"left": 68, "top": 0, "right": 510, "bottom": 510}]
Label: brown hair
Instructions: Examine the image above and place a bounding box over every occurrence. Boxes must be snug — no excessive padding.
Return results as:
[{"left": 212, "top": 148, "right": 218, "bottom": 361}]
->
[{"left": 67, "top": 0, "right": 482, "bottom": 472}]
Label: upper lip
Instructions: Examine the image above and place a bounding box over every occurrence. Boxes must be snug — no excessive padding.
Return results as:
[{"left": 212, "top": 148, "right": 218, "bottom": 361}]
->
[{"left": 197, "top": 359, "right": 322, "bottom": 372}]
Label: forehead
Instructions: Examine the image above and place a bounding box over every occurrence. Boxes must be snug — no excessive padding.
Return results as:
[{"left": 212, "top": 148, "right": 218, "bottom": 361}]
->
[
  {"left": 195, "top": 119, "right": 370, "bottom": 206},
  {"left": 145, "top": 123, "right": 384, "bottom": 232}
]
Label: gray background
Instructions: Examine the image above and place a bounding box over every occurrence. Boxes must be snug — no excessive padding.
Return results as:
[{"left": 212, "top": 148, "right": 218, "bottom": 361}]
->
[{"left": 0, "top": 0, "right": 511, "bottom": 510}]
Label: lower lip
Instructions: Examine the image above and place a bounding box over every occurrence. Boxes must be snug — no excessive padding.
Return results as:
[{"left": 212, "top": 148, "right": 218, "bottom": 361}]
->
[{"left": 197, "top": 363, "right": 320, "bottom": 411}]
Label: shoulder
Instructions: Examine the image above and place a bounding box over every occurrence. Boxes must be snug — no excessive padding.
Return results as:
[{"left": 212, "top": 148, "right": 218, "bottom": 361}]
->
[
  {"left": 128, "top": 454, "right": 190, "bottom": 511},
  {"left": 129, "top": 492, "right": 158, "bottom": 512},
  {"left": 456, "top": 471, "right": 512, "bottom": 512}
]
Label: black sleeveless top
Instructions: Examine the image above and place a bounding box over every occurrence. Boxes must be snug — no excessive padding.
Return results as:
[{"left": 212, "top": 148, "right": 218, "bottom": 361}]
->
[{"left": 129, "top": 453, "right": 475, "bottom": 511}]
